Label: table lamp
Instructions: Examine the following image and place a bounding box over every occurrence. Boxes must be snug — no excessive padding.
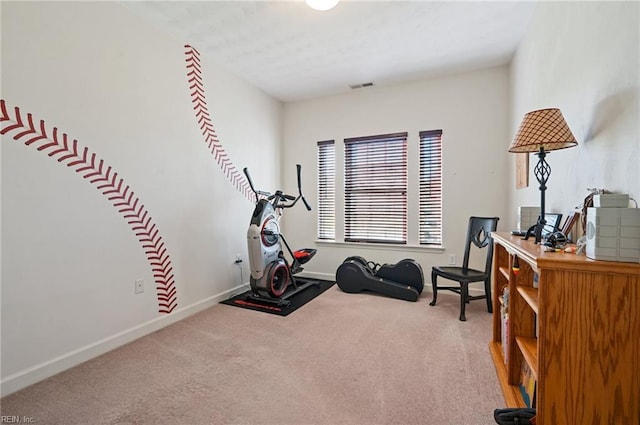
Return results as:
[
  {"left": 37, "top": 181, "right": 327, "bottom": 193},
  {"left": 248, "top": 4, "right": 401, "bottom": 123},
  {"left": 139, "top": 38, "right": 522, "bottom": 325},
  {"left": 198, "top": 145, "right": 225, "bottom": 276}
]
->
[{"left": 509, "top": 108, "right": 578, "bottom": 244}]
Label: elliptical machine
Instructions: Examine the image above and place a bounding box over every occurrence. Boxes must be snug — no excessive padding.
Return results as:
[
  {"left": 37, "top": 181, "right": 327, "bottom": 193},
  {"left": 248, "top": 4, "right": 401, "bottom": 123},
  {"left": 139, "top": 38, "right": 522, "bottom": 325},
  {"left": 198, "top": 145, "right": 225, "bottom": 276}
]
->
[{"left": 243, "top": 164, "right": 318, "bottom": 306}]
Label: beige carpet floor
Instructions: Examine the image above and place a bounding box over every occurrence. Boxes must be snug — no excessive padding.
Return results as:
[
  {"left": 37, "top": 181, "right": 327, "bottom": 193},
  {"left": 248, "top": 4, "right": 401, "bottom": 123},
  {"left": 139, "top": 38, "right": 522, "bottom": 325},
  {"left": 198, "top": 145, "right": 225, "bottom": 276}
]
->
[{"left": 1, "top": 287, "right": 504, "bottom": 424}]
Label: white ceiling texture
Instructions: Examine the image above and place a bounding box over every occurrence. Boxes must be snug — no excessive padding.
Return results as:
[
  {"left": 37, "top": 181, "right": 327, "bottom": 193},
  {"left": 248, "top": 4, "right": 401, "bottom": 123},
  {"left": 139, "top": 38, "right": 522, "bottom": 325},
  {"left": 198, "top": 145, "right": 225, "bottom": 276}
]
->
[{"left": 122, "top": 1, "right": 537, "bottom": 102}]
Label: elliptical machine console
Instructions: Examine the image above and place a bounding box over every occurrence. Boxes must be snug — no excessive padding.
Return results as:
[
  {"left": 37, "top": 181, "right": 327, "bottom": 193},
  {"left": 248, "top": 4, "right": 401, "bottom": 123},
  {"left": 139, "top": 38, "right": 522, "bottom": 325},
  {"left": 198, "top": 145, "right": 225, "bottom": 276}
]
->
[{"left": 243, "top": 164, "right": 317, "bottom": 305}]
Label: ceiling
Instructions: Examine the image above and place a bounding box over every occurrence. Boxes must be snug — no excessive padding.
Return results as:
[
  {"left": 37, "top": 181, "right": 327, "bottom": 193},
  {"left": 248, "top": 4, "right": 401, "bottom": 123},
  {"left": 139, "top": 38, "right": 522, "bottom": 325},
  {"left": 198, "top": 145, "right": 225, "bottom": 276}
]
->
[{"left": 121, "top": 1, "right": 537, "bottom": 102}]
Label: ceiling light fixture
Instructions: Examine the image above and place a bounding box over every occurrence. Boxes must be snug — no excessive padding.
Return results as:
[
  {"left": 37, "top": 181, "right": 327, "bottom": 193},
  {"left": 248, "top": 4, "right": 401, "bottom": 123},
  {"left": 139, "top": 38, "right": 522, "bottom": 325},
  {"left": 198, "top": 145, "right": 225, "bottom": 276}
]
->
[{"left": 305, "top": 0, "right": 340, "bottom": 11}]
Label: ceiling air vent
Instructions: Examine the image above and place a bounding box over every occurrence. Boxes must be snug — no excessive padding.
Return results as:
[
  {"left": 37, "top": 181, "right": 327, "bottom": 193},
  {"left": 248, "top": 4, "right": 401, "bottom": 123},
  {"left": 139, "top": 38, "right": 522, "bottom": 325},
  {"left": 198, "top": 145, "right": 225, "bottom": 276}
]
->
[{"left": 349, "top": 82, "right": 375, "bottom": 90}]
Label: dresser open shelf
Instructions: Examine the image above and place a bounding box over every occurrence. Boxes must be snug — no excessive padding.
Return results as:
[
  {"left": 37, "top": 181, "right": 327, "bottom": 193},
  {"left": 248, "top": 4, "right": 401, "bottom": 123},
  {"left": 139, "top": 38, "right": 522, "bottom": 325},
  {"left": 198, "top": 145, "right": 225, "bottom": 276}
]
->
[{"left": 489, "top": 232, "right": 640, "bottom": 425}]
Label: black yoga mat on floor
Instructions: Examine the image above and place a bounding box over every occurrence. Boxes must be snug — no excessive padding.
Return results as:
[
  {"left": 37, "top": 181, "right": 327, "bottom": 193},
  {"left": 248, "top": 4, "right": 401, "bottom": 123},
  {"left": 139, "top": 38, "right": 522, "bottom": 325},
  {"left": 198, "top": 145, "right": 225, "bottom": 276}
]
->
[{"left": 221, "top": 279, "right": 335, "bottom": 316}]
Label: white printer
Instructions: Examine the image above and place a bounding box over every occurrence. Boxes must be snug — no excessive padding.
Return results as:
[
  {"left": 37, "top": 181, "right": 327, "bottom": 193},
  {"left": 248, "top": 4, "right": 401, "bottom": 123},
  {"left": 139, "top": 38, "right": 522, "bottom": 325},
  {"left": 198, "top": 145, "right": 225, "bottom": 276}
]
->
[{"left": 586, "top": 194, "right": 640, "bottom": 263}]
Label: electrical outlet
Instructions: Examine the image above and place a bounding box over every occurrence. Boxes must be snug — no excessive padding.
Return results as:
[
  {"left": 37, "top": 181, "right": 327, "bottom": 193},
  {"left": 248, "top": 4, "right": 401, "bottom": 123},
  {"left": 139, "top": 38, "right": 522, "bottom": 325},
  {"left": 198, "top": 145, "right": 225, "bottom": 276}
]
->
[
  {"left": 135, "top": 278, "right": 144, "bottom": 294},
  {"left": 448, "top": 254, "right": 456, "bottom": 265}
]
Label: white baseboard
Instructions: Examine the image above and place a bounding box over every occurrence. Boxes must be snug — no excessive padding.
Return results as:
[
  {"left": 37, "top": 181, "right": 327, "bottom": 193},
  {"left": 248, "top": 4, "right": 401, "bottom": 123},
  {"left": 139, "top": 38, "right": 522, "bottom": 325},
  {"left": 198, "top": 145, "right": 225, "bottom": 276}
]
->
[
  {"left": 297, "top": 271, "right": 335, "bottom": 281},
  {"left": 300, "top": 271, "right": 485, "bottom": 296},
  {"left": 0, "top": 284, "right": 245, "bottom": 397}
]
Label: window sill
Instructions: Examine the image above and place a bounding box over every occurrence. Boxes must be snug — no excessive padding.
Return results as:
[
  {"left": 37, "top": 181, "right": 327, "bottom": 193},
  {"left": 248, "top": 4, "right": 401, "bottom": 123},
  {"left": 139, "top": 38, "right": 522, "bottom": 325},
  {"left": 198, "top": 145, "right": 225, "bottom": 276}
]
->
[{"left": 315, "top": 239, "right": 445, "bottom": 254}]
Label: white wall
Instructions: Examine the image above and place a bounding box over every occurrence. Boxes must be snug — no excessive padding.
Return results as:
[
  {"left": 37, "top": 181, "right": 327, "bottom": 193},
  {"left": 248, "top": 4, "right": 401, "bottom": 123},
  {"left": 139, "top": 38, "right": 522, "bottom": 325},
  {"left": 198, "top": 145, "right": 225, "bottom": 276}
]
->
[
  {"left": 1, "top": 2, "right": 281, "bottom": 395},
  {"left": 508, "top": 2, "right": 639, "bottom": 230},
  {"left": 282, "top": 66, "right": 511, "bottom": 279}
]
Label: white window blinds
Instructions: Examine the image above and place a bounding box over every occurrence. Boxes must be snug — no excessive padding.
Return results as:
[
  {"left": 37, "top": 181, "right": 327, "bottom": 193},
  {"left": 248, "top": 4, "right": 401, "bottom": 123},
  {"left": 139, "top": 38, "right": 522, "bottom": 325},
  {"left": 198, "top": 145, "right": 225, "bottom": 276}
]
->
[
  {"left": 317, "top": 140, "right": 335, "bottom": 240},
  {"left": 344, "top": 133, "right": 408, "bottom": 244},
  {"left": 419, "top": 129, "right": 443, "bottom": 245}
]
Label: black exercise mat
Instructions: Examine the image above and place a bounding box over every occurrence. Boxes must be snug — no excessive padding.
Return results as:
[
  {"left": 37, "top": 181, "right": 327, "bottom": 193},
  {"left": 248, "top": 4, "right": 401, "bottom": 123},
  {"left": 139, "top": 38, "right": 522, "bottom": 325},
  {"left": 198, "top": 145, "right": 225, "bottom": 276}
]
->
[{"left": 221, "top": 279, "right": 335, "bottom": 316}]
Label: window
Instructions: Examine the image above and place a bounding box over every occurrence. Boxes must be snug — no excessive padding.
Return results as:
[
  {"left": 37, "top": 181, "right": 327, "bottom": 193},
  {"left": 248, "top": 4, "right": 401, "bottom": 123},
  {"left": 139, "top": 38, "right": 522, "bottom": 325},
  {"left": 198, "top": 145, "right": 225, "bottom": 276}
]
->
[
  {"left": 317, "top": 140, "right": 335, "bottom": 240},
  {"left": 344, "top": 133, "right": 408, "bottom": 244},
  {"left": 419, "top": 130, "right": 443, "bottom": 245},
  {"left": 316, "top": 130, "right": 442, "bottom": 247}
]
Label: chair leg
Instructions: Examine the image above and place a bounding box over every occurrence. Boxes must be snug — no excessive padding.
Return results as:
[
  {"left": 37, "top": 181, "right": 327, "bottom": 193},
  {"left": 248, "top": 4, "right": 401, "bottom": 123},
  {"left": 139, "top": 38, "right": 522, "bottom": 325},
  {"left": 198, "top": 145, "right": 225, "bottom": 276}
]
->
[
  {"left": 459, "top": 281, "right": 468, "bottom": 321},
  {"left": 429, "top": 270, "right": 438, "bottom": 306},
  {"left": 485, "top": 278, "right": 493, "bottom": 313}
]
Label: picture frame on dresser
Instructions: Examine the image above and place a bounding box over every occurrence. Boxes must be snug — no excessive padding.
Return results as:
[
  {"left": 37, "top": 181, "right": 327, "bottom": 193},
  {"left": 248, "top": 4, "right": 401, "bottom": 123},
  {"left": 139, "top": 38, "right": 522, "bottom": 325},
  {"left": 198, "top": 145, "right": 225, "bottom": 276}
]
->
[
  {"left": 540, "top": 213, "right": 562, "bottom": 237},
  {"left": 560, "top": 210, "right": 580, "bottom": 241}
]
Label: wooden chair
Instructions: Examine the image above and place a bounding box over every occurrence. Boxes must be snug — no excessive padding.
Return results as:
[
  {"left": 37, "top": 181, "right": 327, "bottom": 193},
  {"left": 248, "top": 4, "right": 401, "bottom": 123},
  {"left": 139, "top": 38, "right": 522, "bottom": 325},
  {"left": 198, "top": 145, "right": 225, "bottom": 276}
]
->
[{"left": 429, "top": 216, "right": 499, "bottom": 321}]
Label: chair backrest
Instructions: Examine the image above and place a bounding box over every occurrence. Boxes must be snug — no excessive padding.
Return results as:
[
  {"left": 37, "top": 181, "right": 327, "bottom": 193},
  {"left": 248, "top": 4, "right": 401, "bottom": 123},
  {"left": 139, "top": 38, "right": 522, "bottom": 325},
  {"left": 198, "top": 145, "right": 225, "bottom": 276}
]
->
[{"left": 462, "top": 216, "right": 500, "bottom": 273}]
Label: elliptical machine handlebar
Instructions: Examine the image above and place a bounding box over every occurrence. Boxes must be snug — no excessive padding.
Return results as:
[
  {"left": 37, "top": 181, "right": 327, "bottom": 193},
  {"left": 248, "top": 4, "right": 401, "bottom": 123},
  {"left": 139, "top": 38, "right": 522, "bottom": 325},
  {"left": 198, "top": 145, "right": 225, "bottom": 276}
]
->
[
  {"left": 242, "top": 164, "right": 312, "bottom": 211},
  {"left": 268, "top": 192, "right": 296, "bottom": 202},
  {"left": 297, "top": 164, "right": 312, "bottom": 211},
  {"left": 243, "top": 167, "right": 270, "bottom": 203}
]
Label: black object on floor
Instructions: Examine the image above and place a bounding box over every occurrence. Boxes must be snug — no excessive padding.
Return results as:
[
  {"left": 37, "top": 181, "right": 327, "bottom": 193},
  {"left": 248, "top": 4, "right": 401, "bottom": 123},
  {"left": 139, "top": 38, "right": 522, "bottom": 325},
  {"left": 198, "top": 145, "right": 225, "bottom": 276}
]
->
[
  {"left": 221, "top": 279, "right": 335, "bottom": 316},
  {"left": 493, "top": 408, "right": 536, "bottom": 424},
  {"left": 336, "top": 257, "right": 424, "bottom": 302}
]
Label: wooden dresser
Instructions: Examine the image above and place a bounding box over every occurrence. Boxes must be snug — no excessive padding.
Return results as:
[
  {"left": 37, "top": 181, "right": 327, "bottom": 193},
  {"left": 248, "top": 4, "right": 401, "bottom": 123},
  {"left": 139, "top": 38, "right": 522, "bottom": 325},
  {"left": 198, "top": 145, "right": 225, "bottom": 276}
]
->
[{"left": 489, "top": 232, "right": 640, "bottom": 425}]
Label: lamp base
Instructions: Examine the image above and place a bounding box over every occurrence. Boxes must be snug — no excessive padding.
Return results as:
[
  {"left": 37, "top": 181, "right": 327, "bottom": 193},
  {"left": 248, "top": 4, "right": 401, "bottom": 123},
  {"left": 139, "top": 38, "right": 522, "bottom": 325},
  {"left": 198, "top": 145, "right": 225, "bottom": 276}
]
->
[
  {"left": 524, "top": 146, "right": 550, "bottom": 245},
  {"left": 523, "top": 223, "right": 537, "bottom": 241},
  {"left": 523, "top": 221, "right": 545, "bottom": 244}
]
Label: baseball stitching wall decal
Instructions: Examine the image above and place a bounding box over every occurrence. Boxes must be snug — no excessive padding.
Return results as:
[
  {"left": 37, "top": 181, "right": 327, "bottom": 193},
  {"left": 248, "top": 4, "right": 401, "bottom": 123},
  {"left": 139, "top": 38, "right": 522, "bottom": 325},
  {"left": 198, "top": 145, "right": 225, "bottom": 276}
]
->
[
  {"left": 1, "top": 100, "right": 178, "bottom": 314},
  {"left": 184, "top": 44, "right": 254, "bottom": 202}
]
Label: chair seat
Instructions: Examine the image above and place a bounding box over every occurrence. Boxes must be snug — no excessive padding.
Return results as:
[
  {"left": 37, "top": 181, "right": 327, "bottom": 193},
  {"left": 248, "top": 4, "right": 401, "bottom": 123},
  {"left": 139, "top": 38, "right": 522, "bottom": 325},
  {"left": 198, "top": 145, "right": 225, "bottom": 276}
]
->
[{"left": 432, "top": 266, "right": 488, "bottom": 282}]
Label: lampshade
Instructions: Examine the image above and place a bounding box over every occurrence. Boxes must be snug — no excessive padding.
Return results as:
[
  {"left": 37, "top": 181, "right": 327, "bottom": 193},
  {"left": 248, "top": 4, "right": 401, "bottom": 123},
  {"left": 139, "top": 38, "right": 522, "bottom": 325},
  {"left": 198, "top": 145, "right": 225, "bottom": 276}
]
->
[
  {"left": 509, "top": 108, "right": 578, "bottom": 153},
  {"left": 305, "top": 0, "right": 340, "bottom": 11}
]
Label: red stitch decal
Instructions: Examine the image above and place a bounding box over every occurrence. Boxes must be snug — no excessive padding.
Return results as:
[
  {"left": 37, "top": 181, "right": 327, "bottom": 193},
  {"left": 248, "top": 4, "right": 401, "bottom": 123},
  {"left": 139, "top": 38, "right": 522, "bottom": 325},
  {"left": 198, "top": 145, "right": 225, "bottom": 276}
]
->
[
  {"left": 1, "top": 100, "right": 178, "bottom": 314},
  {"left": 184, "top": 45, "right": 254, "bottom": 201}
]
